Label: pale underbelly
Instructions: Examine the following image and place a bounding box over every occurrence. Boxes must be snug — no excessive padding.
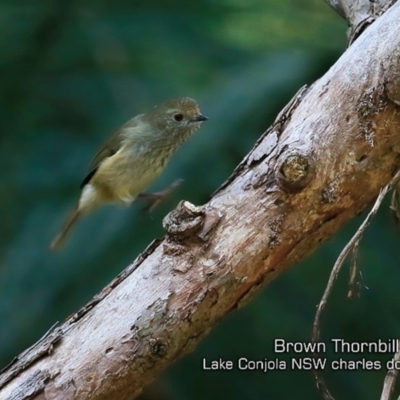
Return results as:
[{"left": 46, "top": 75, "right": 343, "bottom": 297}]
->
[{"left": 92, "top": 152, "right": 165, "bottom": 203}]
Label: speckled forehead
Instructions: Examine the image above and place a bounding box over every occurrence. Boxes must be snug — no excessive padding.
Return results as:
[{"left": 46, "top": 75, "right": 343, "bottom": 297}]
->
[
  {"left": 179, "top": 97, "right": 200, "bottom": 111},
  {"left": 166, "top": 97, "right": 200, "bottom": 114},
  {"left": 184, "top": 103, "right": 201, "bottom": 116}
]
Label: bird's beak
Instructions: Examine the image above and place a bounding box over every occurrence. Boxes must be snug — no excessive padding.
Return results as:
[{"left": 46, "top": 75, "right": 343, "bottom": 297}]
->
[{"left": 193, "top": 114, "right": 208, "bottom": 122}]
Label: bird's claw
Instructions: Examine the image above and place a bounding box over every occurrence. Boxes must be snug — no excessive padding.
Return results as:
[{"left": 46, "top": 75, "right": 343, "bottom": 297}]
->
[{"left": 137, "top": 179, "right": 184, "bottom": 212}]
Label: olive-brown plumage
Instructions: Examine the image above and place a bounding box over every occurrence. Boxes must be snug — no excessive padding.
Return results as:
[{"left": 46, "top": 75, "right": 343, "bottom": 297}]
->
[{"left": 50, "top": 97, "right": 207, "bottom": 250}]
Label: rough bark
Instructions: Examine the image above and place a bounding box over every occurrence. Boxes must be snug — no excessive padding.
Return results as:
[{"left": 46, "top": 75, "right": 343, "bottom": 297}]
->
[
  {"left": 325, "top": 0, "right": 398, "bottom": 43},
  {"left": 2, "top": 1, "right": 400, "bottom": 399}
]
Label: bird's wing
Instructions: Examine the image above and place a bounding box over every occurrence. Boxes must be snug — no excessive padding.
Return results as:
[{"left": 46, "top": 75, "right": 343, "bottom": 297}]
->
[{"left": 80, "top": 117, "right": 138, "bottom": 188}]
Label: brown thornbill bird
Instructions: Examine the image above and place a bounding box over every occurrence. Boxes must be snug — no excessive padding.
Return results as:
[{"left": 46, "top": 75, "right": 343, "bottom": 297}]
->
[{"left": 50, "top": 97, "right": 208, "bottom": 250}]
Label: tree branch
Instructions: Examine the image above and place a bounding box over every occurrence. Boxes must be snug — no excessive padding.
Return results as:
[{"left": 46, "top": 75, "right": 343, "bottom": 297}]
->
[
  {"left": 312, "top": 172, "right": 400, "bottom": 400},
  {"left": 325, "top": 0, "right": 398, "bottom": 43},
  {"left": 2, "top": 1, "right": 400, "bottom": 399}
]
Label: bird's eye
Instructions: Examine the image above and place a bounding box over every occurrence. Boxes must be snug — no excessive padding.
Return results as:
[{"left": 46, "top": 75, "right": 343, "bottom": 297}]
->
[{"left": 173, "top": 113, "right": 184, "bottom": 122}]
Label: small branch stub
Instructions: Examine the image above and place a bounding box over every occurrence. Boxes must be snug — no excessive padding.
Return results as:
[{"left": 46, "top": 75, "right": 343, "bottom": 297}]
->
[
  {"left": 163, "top": 201, "right": 221, "bottom": 242},
  {"left": 276, "top": 150, "right": 315, "bottom": 192},
  {"left": 163, "top": 201, "right": 204, "bottom": 240}
]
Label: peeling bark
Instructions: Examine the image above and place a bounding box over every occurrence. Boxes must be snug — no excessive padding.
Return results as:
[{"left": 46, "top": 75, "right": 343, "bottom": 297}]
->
[
  {"left": 325, "top": 0, "right": 398, "bottom": 43},
  {"left": 2, "top": 1, "right": 400, "bottom": 399}
]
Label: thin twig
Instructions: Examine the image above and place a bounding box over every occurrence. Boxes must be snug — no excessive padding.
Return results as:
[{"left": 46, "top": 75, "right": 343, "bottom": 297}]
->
[
  {"left": 312, "top": 169, "right": 400, "bottom": 399},
  {"left": 347, "top": 241, "right": 360, "bottom": 299},
  {"left": 380, "top": 340, "right": 400, "bottom": 400}
]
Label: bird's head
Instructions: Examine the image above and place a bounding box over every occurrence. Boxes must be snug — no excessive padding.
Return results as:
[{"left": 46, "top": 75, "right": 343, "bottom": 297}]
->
[{"left": 146, "top": 97, "right": 208, "bottom": 141}]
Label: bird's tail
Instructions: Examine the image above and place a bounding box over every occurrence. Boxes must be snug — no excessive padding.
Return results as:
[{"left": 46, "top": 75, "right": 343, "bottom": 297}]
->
[{"left": 50, "top": 207, "right": 81, "bottom": 251}]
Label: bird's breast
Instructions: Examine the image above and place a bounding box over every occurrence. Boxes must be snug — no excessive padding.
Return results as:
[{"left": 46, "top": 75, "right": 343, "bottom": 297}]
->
[{"left": 92, "top": 145, "right": 170, "bottom": 203}]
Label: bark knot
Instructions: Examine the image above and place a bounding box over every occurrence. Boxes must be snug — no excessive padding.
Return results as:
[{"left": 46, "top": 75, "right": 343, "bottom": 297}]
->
[
  {"left": 149, "top": 339, "right": 168, "bottom": 358},
  {"left": 163, "top": 202, "right": 221, "bottom": 242},
  {"left": 163, "top": 201, "right": 204, "bottom": 240},
  {"left": 276, "top": 150, "right": 315, "bottom": 191}
]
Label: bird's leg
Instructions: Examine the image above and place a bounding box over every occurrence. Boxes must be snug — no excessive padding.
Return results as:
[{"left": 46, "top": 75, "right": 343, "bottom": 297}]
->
[{"left": 137, "top": 179, "right": 183, "bottom": 212}]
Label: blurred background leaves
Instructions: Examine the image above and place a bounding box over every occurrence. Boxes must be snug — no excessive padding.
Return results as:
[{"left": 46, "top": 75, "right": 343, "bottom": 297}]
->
[{"left": 1, "top": 0, "right": 399, "bottom": 399}]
